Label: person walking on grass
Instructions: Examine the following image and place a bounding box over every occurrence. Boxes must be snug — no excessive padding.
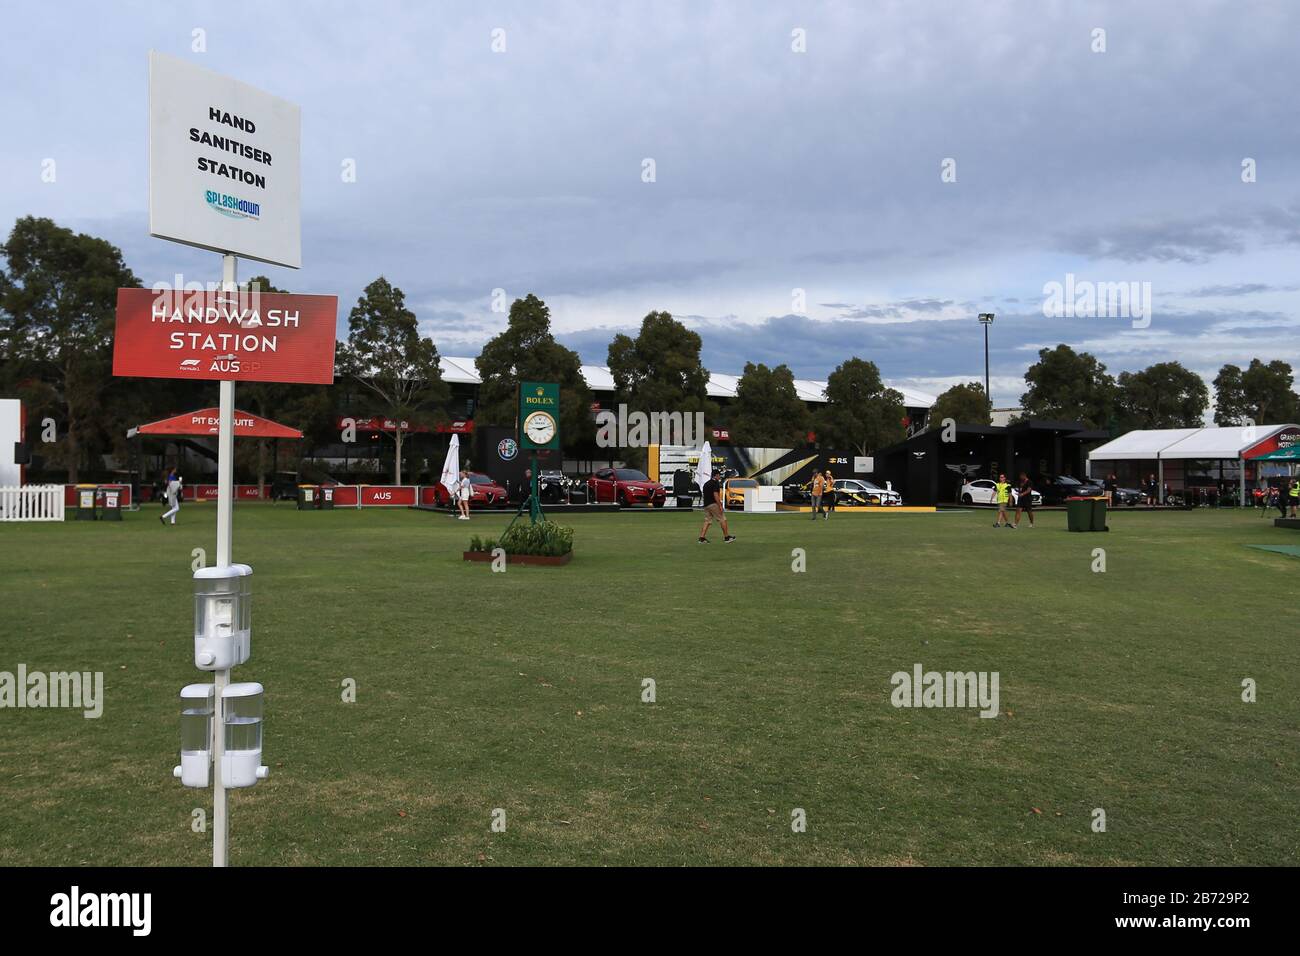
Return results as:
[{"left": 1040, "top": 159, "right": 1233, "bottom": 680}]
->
[
  {"left": 1290, "top": 479, "right": 1299, "bottom": 518},
  {"left": 1013, "top": 472, "right": 1035, "bottom": 528},
  {"left": 159, "top": 468, "right": 182, "bottom": 526},
  {"left": 810, "top": 470, "right": 825, "bottom": 519},
  {"left": 698, "top": 469, "right": 735, "bottom": 543},
  {"left": 994, "top": 473, "right": 1012, "bottom": 528},
  {"left": 822, "top": 470, "right": 836, "bottom": 519}
]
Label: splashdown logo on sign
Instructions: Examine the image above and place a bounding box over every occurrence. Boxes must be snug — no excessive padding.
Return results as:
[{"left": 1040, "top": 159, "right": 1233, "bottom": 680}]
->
[{"left": 113, "top": 288, "right": 337, "bottom": 384}]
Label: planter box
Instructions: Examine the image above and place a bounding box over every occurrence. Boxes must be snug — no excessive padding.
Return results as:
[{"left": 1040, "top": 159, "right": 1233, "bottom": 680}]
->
[{"left": 462, "top": 550, "right": 573, "bottom": 566}]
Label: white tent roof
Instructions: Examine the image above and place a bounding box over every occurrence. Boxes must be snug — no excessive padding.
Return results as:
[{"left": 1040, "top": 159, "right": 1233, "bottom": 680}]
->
[
  {"left": 1085, "top": 428, "right": 1201, "bottom": 460},
  {"left": 437, "top": 356, "right": 481, "bottom": 385},
  {"left": 577, "top": 364, "right": 617, "bottom": 392},
  {"left": 705, "top": 372, "right": 741, "bottom": 400},
  {"left": 792, "top": 379, "right": 828, "bottom": 402},
  {"left": 1161, "top": 426, "right": 1295, "bottom": 460},
  {"left": 441, "top": 357, "right": 936, "bottom": 408},
  {"left": 1089, "top": 424, "right": 1298, "bottom": 461}
]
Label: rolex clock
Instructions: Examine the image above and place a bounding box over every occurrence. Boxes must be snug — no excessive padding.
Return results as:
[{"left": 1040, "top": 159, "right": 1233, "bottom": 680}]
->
[
  {"left": 523, "top": 410, "right": 557, "bottom": 446},
  {"left": 518, "top": 381, "right": 561, "bottom": 450}
]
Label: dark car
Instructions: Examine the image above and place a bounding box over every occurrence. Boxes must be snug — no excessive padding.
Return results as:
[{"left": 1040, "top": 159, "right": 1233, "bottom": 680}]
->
[
  {"left": 270, "top": 471, "right": 301, "bottom": 501},
  {"left": 1034, "top": 474, "right": 1106, "bottom": 505},
  {"left": 1113, "top": 486, "right": 1145, "bottom": 507},
  {"left": 587, "top": 467, "right": 666, "bottom": 507},
  {"left": 538, "top": 470, "right": 587, "bottom": 504},
  {"left": 433, "top": 471, "right": 508, "bottom": 508},
  {"left": 271, "top": 470, "right": 339, "bottom": 501}
]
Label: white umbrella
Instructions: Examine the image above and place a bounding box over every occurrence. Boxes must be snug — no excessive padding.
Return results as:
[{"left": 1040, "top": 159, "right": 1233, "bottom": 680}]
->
[
  {"left": 694, "top": 440, "right": 713, "bottom": 496},
  {"left": 439, "top": 433, "right": 460, "bottom": 499}
]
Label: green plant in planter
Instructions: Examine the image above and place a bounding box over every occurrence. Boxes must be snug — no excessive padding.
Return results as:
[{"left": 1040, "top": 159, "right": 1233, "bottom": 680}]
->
[
  {"left": 469, "top": 535, "right": 483, "bottom": 552},
  {"left": 499, "top": 522, "right": 574, "bottom": 556}
]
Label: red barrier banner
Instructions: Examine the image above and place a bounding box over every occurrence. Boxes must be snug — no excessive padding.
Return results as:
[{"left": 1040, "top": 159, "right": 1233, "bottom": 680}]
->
[
  {"left": 358, "top": 485, "right": 417, "bottom": 506},
  {"left": 178, "top": 484, "right": 268, "bottom": 501},
  {"left": 113, "top": 288, "right": 337, "bottom": 384},
  {"left": 330, "top": 485, "right": 359, "bottom": 506}
]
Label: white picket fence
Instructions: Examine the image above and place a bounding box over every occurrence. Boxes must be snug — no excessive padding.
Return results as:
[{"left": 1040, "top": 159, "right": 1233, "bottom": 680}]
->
[{"left": 0, "top": 485, "right": 65, "bottom": 522}]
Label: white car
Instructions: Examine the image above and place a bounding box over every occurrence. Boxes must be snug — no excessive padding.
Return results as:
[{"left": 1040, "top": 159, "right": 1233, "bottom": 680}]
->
[
  {"left": 832, "top": 478, "right": 903, "bottom": 506},
  {"left": 961, "top": 479, "right": 1042, "bottom": 507}
]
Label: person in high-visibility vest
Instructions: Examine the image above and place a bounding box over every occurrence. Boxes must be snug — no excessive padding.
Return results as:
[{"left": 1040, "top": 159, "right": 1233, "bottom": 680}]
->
[
  {"left": 994, "top": 473, "right": 1013, "bottom": 528},
  {"left": 1289, "top": 479, "right": 1299, "bottom": 518},
  {"left": 810, "top": 471, "right": 825, "bottom": 520}
]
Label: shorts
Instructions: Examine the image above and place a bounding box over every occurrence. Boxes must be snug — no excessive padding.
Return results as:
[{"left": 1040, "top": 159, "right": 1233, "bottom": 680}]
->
[
  {"left": 704, "top": 502, "right": 724, "bottom": 521},
  {"left": 1017, "top": 498, "right": 1033, "bottom": 512}
]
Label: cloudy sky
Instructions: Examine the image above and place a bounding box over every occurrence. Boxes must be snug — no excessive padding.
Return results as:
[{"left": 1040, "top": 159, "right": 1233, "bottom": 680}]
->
[{"left": 3, "top": 0, "right": 1298, "bottom": 407}]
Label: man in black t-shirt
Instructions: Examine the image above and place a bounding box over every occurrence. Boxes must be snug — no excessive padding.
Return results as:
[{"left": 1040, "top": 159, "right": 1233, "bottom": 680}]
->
[
  {"left": 698, "top": 470, "right": 735, "bottom": 543},
  {"left": 1013, "top": 472, "right": 1035, "bottom": 528}
]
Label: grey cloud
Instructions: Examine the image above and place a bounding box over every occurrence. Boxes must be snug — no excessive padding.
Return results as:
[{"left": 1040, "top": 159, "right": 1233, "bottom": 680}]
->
[{"left": 1185, "top": 283, "right": 1273, "bottom": 297}]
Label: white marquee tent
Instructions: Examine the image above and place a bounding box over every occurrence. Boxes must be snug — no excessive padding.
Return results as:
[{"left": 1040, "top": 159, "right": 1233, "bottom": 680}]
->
[{"left": 1088, "top": 424, "right": 1299, "bottom": 503}]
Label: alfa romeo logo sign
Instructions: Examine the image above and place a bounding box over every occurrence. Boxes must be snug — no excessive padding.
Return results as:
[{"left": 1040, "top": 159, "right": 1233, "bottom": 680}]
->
[{"left": 498, "top": 438, "right": 519, "bottom": 461}]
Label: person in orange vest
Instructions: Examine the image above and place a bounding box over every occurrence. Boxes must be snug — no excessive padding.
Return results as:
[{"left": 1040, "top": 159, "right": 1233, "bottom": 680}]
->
[
  {"left": 822, "top": 469, "right": 836, "bottom": 520},
  {"left": 810, "top": 470, "right": 825, "bottom": 519}
]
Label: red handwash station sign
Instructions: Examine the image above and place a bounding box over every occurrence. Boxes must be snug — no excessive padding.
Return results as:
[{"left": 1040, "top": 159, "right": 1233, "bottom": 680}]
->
[{"left": 113, "top": 288, "right": 337, "bottom": 384}]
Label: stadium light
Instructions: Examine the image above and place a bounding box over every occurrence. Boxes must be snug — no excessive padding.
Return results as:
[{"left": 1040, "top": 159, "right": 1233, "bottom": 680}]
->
[{"left": 977, "top": 314, "right": 995, "bottom": 415}]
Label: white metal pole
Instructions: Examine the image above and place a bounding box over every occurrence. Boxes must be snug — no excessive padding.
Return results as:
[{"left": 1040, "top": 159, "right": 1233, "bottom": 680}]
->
[{"left": 213, "top": 252, "right": 238, "bottom": 867}]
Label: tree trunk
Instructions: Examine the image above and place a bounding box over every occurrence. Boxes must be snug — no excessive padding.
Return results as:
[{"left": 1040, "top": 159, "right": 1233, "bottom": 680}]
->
[
  {"left": 257, "top": 439, "right": 266, "bottom": 500},
  {"left": 62, "top": 358, "right": 79, "bottom": 484},
  {"left": 394, "top": 430, "right": 403, "bottom": 485},
  {"left": 65, "top": 407, "right": 80, "bottom": 484}
]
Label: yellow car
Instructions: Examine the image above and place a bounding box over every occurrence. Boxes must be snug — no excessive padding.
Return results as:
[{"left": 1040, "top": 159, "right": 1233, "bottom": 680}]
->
[{"left": 723, "top": 477, "right": 759, "bottom": 508}]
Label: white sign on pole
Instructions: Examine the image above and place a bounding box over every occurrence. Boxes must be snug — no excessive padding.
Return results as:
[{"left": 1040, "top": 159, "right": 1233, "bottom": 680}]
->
[
  {"left": 148, "top": 51, "right": 302, "bottom": 269},
  {"left": 0, "top": 400, "right": 22, "bottom": 487},
  {"left": 854, "top": 456, "right": 873, "bottom": 473}
]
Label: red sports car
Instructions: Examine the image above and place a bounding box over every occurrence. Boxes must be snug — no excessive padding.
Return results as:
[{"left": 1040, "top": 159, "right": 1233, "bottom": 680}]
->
[
  {"left": 434, "top": 472, "right": 508, "bottom": 508},
  {"left": 587, "top": 468, "right": 666, "bottom": 507}
]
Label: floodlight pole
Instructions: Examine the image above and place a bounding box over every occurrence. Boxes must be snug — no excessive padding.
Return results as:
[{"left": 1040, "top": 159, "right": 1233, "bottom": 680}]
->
[
  {"left": 213, "top": 251, "right": 238, "bottom": 867},
  {"left": 978, "top": 313, "right": 994, "bottom": 416}
]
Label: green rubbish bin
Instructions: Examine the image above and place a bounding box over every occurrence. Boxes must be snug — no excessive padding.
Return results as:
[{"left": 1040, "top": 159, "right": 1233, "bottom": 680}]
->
[
  {"left": 297, "top": 484, "right": 317, "bottom": 510},
  {"left": 320, "top": 485, "right": 335, "bottom": 510},
  {"left": 75, "top": 484, "right": 98, "bottom": 521},
  {"left": 1091, "top": 496, "right": 1109, "bottom": 532},
  {"left": 1066, "top": 496, "right": 1092, "bottom": 532},
  {"left": 99, "top": 485, "right": 124, "bottom": 521}
]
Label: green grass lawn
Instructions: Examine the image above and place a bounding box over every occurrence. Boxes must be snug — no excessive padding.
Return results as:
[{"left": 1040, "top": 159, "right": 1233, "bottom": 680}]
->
[{"left": 1, "top": 503, "right": 1296, "bottom": 866}]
